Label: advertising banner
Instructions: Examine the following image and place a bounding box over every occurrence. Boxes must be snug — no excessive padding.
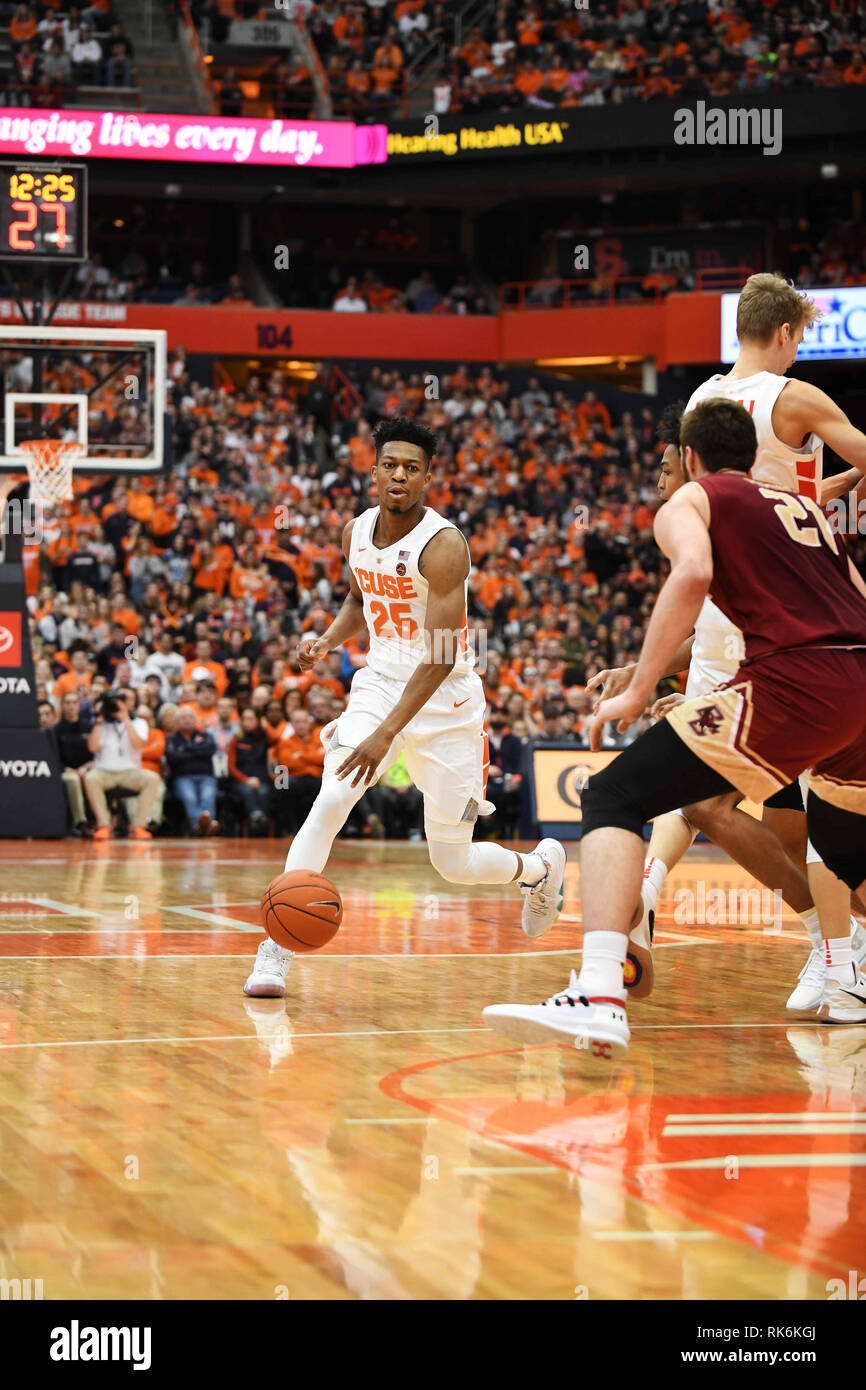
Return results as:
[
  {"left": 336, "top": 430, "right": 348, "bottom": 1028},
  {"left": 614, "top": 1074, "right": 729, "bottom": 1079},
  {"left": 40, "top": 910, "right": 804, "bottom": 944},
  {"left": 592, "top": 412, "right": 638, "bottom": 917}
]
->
[
  {"left": 0, "top": 109, "right": 387, "bottom": 169},
  {"left": 722, "top": 284, "right": 866, "bottom": 362}
]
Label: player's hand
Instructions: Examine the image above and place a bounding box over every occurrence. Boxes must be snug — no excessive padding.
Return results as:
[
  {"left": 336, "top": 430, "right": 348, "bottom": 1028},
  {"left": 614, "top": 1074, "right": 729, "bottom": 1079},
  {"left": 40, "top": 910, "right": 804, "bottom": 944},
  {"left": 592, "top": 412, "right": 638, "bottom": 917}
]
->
[
  {"left": 586, "top": 664, "right": 636, "bottom": 709},
  {"left": 649, "top": 692, "right": 685, "bottom": 721},
  {"left": 247, "top": 777, "right": 261, "bottom": 789},
  {"left": 588, "top": 690, "right": 647, "bottom": 751},
  {"left": 296, "top": 635, "right": 330, "bottom": 671},
  {"left": 335, "top": 728, "right": 393, "bottom": 788}
]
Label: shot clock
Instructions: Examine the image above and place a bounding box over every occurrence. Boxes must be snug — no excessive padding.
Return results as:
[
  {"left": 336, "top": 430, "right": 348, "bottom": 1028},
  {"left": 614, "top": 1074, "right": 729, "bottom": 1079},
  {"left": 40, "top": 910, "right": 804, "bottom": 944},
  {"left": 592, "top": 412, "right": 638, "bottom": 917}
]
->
[{"left": 0, "top": 161, "right": 88, "bottom": 262}]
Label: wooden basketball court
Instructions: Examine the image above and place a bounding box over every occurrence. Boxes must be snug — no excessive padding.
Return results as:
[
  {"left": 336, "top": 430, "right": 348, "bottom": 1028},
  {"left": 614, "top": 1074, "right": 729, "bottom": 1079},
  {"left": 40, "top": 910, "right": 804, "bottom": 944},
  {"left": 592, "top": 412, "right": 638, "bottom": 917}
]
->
[{"left": 0, "top": 837, "right": 862, "bottom": 1302}]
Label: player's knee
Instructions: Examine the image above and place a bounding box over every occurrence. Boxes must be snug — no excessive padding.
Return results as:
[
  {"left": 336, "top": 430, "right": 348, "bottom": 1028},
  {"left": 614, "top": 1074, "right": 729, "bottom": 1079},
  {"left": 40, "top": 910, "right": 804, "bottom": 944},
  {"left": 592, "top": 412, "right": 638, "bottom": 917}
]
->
[
  {"left": 807, "top": 794, "right": 866, "bottom": 893},
  {"left": 581, "top": 772, "right": 645, "bottom": 839},
  {"left": 427, "top": 838, "right": 475, "bottom": 884}
]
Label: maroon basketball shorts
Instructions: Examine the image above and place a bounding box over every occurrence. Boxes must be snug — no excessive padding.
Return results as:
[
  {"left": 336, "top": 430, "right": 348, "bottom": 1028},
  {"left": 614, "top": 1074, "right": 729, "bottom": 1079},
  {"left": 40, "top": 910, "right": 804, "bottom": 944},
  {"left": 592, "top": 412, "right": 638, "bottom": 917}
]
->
[{"left": 666, "top": 646, "right": 866, "bottom": 815}]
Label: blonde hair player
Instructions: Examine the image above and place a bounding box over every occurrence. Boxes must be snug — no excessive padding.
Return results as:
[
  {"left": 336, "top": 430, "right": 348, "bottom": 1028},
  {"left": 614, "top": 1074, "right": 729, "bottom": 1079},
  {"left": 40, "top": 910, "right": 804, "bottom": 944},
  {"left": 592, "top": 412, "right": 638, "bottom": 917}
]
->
[
  {"left": 589, "top": 402, "right": 866, "bottom": 1005},
  {"left": 243, "top": 417, "right": 566, "bottom": 998},
  {"left": 594, "top": 275, "right": 866, "bottom": 1010}
]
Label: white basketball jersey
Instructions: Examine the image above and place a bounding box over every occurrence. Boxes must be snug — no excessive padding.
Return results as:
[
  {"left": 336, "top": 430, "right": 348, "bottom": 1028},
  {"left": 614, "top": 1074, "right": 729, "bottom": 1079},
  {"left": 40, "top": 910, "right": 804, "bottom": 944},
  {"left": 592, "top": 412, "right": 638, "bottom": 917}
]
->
[
  {"left": 348, "top": 506, "right": 474, "bottom": 683},
  {"left": 686, "top": 370, "right": 824, "bottom": 502},
  {"left": 687, "top": 596, "right": 745, "bottom": 698}
]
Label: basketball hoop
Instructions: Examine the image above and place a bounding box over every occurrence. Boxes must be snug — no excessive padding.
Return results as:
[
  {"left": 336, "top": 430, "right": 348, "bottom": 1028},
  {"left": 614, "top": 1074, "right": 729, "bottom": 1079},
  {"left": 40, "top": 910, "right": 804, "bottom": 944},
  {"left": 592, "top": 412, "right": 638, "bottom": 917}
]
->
[{"left": 18, "top": 439, "right": 85, "bottom": 506}]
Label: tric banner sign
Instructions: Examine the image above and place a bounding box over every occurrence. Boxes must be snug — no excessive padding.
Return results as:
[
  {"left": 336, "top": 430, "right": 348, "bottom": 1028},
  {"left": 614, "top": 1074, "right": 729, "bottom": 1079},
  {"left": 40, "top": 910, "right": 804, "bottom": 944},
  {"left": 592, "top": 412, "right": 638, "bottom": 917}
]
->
[{"left": 0, "top": 560, "right": 66, "bottom": 836}]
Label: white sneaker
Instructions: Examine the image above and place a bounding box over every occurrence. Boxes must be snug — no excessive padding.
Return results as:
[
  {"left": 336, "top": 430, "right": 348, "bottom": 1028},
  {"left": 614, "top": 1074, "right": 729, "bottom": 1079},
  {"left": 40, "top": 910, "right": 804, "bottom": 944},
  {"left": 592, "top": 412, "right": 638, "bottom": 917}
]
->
[
  {"left": 243, "top": 937, "right": 293, "bottom": 998},
  {"left": 787, "top": 920, "right": 866, "bottom": 1012},
  {"left": 520, "top": 838, "right": 566, "bottom": 938},
  {"left": 483, "top": 968, "right": 630, "bottom": 1059},
  {"left": 818, "top": 965, "right": 866, "bottom": 1025},
  {"left": 786, "top": 947, "right": 825, "bottom": 1012},
  {"left": 625, "top": 889, "right": 654, "bottom": 998}
]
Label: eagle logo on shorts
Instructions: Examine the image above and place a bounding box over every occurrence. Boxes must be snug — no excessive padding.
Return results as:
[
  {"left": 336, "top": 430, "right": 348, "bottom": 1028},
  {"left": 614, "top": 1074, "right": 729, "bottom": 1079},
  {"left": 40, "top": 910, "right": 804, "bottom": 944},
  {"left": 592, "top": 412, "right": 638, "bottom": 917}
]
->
[{"left": 688, "top": 704, "right": 724, "bottom": 737}]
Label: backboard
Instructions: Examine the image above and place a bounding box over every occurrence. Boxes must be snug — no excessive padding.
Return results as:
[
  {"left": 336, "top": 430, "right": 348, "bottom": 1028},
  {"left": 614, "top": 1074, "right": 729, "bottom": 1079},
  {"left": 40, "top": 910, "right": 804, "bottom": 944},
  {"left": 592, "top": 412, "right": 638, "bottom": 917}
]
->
[{"left": 0, "top": 324, "right": 167, "bottom": 475}]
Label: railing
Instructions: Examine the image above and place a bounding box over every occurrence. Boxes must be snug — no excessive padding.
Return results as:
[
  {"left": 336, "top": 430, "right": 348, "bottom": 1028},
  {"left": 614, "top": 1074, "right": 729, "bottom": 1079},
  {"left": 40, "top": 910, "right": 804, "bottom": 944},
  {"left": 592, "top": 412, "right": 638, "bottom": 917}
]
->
[
  {"left": 329, "top": 364, "right": 363, "bottom": 421},
  {"left": 0, "top": 80, "right": 142, "bottom": 110},
  {"left": 179, "top": 0, "right": 218, "bottom": 114},
  {"left": 434, "top": 62, "right": 846, "bottom": 114},
  {"left": 500, "top": 267, "right": 755, "bottom": 309},
  {"left": 292, "top": 13, "right": 332, "bottom": 120},
  {"left": 694, "top": 266, "right": 754, "bottom": 291},
  {"left": 329, "top": 70, "right": 408, "bottom": 121},
  {"left": 501, "top": 277, "right": 662, "bottom": 310}
]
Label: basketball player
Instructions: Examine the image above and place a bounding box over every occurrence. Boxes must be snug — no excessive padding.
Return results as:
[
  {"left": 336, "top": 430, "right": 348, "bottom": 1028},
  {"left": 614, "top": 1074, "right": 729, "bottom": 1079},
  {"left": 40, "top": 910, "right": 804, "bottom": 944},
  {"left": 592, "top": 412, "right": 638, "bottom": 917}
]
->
[
  {"left": 588, "top": 402, "right": 866, "bottom": 1002},
  {"left": 624, "top": 276, "right": 866, "bottom": 1006},
  {"left": 244, "top": 418, "right": 566, "bottom": 997},
  {"left": 484, "top": 399, "right": 866, "bottom": 1055}
]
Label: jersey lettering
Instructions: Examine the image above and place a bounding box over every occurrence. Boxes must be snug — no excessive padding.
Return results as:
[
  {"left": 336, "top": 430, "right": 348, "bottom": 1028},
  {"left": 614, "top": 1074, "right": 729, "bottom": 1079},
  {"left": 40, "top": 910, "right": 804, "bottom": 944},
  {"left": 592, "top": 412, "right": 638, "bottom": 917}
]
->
[
  {"left": 355, "top": 566, "right": 418, "bottom": 600},
  {"left": 368, "top": 598, "right": 419, "bottom": 639},
  {"left": 757, "top": 488, "right": 839, "bottom": 554}
]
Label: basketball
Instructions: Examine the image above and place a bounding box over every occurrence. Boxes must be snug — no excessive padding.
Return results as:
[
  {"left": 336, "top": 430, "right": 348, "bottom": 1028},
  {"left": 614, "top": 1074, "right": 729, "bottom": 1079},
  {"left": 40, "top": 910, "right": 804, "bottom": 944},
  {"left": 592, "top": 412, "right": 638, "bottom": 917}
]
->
[{"left": 260, "top": 870, "right": 343, "bottom": 952}]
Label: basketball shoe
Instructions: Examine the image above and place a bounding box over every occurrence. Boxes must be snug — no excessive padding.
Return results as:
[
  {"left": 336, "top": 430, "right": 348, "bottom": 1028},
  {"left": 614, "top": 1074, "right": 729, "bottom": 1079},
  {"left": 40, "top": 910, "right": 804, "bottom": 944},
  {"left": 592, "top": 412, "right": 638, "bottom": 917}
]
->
[
  {"left": 243, "top": 938, "right": 293, "bottom": 998},
  {"left": 520, "top": 838, "right": 566, "bottom": 938},
  {"left": 818, "top": 964, "right": 866, "bottom": 1025},
  {"left": 483, "top": 969, "right": 629, "bottom": 1059},
  {"left": 787, "top": 919, "right": 866, "bottom": 1012}
]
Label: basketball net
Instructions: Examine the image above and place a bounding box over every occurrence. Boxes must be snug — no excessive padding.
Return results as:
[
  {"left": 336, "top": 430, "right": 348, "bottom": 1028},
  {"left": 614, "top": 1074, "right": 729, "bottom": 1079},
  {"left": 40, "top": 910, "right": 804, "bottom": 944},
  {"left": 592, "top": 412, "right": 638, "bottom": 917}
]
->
[{"left": 18, "top": 439, "right": 85, "bottom": 506}]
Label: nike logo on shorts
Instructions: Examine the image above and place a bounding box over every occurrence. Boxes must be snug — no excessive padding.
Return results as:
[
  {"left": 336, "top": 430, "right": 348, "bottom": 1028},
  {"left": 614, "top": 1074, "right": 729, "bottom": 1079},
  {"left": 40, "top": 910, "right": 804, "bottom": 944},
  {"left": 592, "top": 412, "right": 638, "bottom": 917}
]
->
[{"left": 454, "top": 698, "right": 470, "bottom": 707}]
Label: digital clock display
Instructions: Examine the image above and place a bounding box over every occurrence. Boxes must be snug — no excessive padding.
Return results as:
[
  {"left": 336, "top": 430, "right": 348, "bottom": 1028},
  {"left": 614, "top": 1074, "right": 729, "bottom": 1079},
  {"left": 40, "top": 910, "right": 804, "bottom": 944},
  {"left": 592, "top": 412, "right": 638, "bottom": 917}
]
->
[{"left": 0, "top": 161, "right": 87, "bottom": 262}]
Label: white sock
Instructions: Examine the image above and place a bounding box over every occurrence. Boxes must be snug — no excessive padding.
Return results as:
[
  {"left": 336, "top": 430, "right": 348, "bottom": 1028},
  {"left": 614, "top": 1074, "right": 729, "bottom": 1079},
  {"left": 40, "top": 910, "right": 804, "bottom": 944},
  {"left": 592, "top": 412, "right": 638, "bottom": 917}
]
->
[
  {"left": 578, "top": 930, "right": 628, "bottom": 999},
  {"left": 824, "top": 935, "right": 854, "bottom": 978},
  {"left": 799, "top": 907, "right": 822, "bottom": 948},
  {"left": 519, "top": 851, "right": 547, "bottom": 887},
  {"left": 642, "top": 855, "right": 667, "bottom": 913}
]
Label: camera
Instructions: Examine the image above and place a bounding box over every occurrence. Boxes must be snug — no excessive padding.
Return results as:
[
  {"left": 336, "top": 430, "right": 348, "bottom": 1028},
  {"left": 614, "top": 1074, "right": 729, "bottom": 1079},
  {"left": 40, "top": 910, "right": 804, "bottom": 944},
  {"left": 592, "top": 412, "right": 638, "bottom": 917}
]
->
[{"left": 97, "top": 692, "right": 124, "bottom": 722}]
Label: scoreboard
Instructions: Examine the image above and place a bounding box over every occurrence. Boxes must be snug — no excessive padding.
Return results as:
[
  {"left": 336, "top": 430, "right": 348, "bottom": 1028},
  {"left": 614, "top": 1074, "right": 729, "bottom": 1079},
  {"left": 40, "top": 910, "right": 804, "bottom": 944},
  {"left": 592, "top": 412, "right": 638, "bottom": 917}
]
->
[{"left": 0, "top": 161, "right": 88, "bottom": 263}]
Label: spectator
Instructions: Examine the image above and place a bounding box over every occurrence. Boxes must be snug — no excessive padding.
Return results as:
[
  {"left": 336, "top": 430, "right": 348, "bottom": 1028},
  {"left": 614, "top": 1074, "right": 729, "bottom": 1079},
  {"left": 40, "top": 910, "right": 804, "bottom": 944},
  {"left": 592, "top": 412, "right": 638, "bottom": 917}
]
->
[
  {"left": 228, "top": 707, "right": 272, "bottom": 833},
  {"left": 377, "top": 750, "right": 422, "bottom": 839},
  {"left": 143, "top": 629, "right": 185, "bottom": 702},
  {"left": 71, "top": 24, "right": 102, "bottom": 82},
  {"left": 270, "top": 706, "right": 324, "bottom": 833},
  {"left": 219, "top": 67, "right": 244, "bottom": 116},
  {"left": 84, "top": 689, "right": 163, "bottom": 840},
  {"left": 165, "top": 706, "right": 220, "bottom": 835},
  {"left": 333, "top": 277, "right": 368, "bottom": 312}
]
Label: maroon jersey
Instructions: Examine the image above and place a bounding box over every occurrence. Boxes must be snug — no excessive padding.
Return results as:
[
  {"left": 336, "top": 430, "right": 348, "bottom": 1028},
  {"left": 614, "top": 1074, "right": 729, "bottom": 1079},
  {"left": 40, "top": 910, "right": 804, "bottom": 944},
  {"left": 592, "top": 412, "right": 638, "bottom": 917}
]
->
[{"left": 696, "top": 472, "right": 866, "bottom": 662}]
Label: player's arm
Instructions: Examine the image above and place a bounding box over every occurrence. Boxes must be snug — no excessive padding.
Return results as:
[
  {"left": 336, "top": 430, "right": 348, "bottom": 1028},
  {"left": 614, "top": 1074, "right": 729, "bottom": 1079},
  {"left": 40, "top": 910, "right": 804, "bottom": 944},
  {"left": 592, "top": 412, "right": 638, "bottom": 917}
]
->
[
  {"left": 586, "top": 636, "right": 695, "bottom": 706},
  {"left": 588, "top": 484, "right": 713, "bottom": 750},
  {"left": 336, "top": 529, "right": 468, "bottom": 787},
  {"left": 297, "top": 519, "right": 367, "bottom": 671},
  {"left": 779, "top": 381, "right": 866, "bottom": 503}
]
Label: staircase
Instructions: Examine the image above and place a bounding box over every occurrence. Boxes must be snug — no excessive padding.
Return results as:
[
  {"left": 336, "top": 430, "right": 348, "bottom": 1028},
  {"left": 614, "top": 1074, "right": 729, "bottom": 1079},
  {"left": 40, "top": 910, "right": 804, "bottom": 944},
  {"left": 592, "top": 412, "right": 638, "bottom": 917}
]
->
[
  {"left": 405, "top": 0, "right": 495, "bottom": 117},
  {"left": 113, "top": 0, "right": 212, "bottom": 114}
]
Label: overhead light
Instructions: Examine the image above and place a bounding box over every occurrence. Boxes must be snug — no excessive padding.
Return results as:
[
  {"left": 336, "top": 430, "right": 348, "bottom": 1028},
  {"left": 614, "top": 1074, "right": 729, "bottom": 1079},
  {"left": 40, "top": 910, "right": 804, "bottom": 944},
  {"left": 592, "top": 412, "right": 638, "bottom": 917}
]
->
[{"left": 821, "top": 163, "right": 839, "bottom": 179}]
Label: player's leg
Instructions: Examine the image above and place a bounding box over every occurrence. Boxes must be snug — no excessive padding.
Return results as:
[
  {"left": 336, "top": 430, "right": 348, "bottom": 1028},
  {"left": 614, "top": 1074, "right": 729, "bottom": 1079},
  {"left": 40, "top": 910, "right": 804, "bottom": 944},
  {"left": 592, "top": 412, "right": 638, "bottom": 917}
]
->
[
  {"left": 763, "top": 779, "right": 865, "bottom": 1010},
  {"left": 807, "top": 789, "right": 866, "bottom": 1024},
  {"left": 626, "top": 808, "right": 698, "bottom": 997},
  {"left": 403, "top": 676, "right": 567, "bottom": 936},
  {"left": 243, "top": 671, "right": 400, "bottom": 997},
  {"left": 483, "top": 719, "right": 735, "bottom": 1055},
  {"left": 627, "top": 787, "right": 815, "bottom": 1000}
]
